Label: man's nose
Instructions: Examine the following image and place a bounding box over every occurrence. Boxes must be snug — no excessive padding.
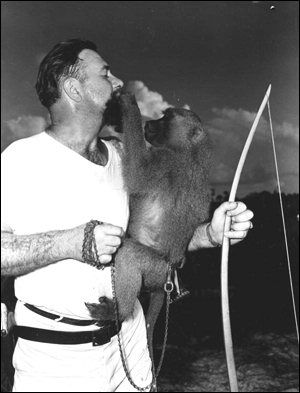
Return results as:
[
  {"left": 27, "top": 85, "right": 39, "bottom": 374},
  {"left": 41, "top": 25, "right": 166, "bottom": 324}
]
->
[{"left": 111, "top": 75, "right": 124, "bottom": 91}]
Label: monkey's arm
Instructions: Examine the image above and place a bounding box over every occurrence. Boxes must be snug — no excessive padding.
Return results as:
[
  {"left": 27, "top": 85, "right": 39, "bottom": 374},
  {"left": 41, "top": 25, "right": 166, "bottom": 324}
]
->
[{"left": 119, "top": 92, "right": 149, "bottom": 167}]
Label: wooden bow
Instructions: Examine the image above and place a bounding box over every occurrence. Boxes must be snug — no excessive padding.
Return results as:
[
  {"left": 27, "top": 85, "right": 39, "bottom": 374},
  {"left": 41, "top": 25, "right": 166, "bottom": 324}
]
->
[{"left": 221, "top": 85, "right": 272, "bottom": 392}]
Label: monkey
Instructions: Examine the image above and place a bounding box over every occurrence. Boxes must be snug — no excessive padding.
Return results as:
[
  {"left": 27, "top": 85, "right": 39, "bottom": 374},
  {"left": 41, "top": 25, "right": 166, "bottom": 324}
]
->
[{"left": 86, "top": 92, "right": 212, "bottom": 363}]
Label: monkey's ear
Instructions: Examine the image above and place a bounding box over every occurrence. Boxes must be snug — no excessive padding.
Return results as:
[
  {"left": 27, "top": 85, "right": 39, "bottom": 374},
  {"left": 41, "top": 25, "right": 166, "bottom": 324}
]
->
[{"left": 188, "top": 126, "right": 203, "bottom": 139}]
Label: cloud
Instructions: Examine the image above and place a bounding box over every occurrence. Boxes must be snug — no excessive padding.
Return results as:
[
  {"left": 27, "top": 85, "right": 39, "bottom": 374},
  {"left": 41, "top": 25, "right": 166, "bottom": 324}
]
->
[
  {"left": 208, "top": 107, "right": 299, "bottom": 195},
  {"left": 125, "top": 80, "right": 190, "bottom": 119},
  {"left": 125, "top": 81, "right": 171, "bottom": 119},
  {"left": 1, "top": 115, "right": 49, "bottom": 152}
]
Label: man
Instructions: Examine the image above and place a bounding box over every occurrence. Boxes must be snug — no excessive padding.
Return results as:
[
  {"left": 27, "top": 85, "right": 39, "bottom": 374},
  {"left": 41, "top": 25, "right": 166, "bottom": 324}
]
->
[{"left": 1, "top": 39, "right": 254, "bottom": 392}]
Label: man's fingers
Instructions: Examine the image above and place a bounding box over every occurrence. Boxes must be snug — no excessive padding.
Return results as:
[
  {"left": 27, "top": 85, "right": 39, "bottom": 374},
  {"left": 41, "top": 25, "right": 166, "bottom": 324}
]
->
[
  {"left": 215, "top": 202, "right": 238, "bottom": 216},
  {"left": 104, "top": 246, "right": 118, "bottom": 255},
  {"left": 225, "top": 220, "right": 253, "bottom": 239},
  {"left": 105, "top": 235, "right": 122, "bottom": 247},
  {"left": 99, "top": 254, "right": 113, "bottom": 264},
  {"left": 101, "top": 223, "right": 125, "bottom": 238},
  {"left": 224, "top": 230, "right": 248, "bottom": 239},
  {"left": 94, "top": 224, "right": 124, "bottom": 245},
  {"left": 231, "top": 210, "right": 254, "bottom": 223},
  {"left": 230, "top": 221, "right": 253, "bottom": 232},
  {"left": 92, "top": 223, "right": 124, "bottom": 264},
  {"left": 226, "top": 202, "right": 247, "bottom": 216}
]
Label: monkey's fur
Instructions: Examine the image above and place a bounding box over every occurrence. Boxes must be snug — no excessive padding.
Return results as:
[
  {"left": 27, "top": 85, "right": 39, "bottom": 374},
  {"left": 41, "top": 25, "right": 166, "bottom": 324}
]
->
[{"left": 86, "top": 92, "right": 212, "bottom": 362}]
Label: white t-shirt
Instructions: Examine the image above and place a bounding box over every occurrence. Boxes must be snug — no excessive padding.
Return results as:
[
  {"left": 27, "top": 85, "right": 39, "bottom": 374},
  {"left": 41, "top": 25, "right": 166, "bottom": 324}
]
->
[
  {"left": 1, "top": 131, "right": 129, "bottom": 317},
  {"left": 1, "top": 132, "right": 152, "bottom": 392}
]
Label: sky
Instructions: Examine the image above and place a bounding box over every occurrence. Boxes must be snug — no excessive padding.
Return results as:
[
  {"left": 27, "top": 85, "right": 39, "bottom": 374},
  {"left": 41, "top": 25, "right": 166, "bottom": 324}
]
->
[{"left": 1, "top": 1, "right": 299, "bottom": 197}]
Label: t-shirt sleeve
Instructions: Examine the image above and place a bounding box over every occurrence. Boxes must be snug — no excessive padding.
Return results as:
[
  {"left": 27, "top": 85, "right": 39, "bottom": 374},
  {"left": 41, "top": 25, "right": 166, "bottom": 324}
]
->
[{"left": 1, "top": 143, "right": 23, "bottom": 232}]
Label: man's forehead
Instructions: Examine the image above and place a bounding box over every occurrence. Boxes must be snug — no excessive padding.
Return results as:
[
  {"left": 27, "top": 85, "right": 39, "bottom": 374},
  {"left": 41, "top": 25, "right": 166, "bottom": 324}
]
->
[{"left": 79, "top": 49, "right": 108, "bottom": 68}]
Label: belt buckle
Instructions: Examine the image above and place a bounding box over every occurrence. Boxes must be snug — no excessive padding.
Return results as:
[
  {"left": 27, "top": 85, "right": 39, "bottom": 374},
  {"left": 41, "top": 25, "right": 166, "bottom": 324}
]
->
[{"left": 92, "top": 327, "right": 111, "bottom": 347}]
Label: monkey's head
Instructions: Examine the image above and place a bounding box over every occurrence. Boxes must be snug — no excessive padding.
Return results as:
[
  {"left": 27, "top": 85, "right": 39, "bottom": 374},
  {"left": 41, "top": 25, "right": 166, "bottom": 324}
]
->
[{"left": 145, "top": 108, "right": 208, "bottom": 149}]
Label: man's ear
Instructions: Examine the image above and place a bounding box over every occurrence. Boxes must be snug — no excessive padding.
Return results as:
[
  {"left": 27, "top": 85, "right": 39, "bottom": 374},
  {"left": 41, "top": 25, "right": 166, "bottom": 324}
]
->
[{"left": 62, "top": 78, "right": 82, "bottom": 103}]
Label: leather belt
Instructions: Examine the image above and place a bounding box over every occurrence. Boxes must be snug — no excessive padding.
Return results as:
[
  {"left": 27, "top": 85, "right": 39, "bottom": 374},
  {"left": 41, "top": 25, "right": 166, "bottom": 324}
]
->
[
  {"left": 24, "top": 303, "right": 98, "bottom": 326},
  {"left": 13, "top": 323, "right": 121, "bottom": 346}
]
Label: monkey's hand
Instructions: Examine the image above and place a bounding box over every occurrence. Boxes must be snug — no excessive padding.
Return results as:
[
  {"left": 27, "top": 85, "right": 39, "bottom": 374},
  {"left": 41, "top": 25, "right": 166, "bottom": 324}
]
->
[
  {"left": 117, "top": 92, "right": 148, "bottom": 161},
  {"left": 85, "top": 297, "right": 115, "bottom": 322},
  {"left": 103, "top": 91, "right": 142, "bottom": 135},
  {"left": 117, "top": 92, "right": 141, "bottom": 121}
]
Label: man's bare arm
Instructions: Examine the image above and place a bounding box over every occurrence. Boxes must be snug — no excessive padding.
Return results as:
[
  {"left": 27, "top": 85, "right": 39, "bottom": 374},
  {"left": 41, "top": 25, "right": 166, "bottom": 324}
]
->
[
  {"left": 188, "top": 223, "right": 214, "bottom": 251},
  {"left": 1, "top": 222, "right": 124, "bottom": 277},
  {"left": 1, "top": 227, "right": 82, "bottom": 276}
]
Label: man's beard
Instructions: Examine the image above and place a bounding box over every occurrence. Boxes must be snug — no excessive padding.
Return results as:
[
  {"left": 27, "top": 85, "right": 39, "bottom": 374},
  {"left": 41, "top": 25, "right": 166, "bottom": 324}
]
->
[{"left": 102, "top": 91, "right": 123, "bottom": 133}]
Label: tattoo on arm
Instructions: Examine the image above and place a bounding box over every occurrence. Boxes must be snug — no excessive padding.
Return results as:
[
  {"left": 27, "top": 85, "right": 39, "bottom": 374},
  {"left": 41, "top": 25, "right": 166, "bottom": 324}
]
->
[{"left": 1, "top": 229, "right": 79, "bottom": 276}]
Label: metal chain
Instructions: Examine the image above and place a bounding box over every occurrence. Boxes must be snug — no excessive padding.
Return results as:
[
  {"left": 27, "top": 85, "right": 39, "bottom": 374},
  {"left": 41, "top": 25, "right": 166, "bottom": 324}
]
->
[
  {"left": 82, "top": 220, "right": 105, "bottom": 270},
  {"left": 155, "top": 290, "right": 171, "bottom": 377},
  {"left": 110, "top": 262, "right": 172, "bottom": 392},
  {"left": 83, "top": 223, "right": 172, "bottom": 391}
]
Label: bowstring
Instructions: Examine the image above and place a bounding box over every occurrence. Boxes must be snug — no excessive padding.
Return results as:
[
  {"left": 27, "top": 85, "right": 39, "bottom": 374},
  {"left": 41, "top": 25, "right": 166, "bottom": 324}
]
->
[{"left": 267, "top": 100, "right": 299, "bottom": 344}]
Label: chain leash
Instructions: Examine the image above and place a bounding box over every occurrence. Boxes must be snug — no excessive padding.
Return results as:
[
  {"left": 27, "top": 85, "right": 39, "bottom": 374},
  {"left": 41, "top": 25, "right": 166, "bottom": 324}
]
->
[
  {"left": 82, "top": 220, "right": 105, "bottom": 269},
  {"left": 82, "top": 220, "right": 173, "bottom": 391},
  {"left": 111, "top": 262, "right": 173, "bottom": 392}
]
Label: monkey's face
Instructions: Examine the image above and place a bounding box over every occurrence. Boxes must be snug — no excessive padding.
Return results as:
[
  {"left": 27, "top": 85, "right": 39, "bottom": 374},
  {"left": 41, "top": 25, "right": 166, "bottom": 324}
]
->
[{"left": 145, "top": 108, "right": 206, "bottom": 149}]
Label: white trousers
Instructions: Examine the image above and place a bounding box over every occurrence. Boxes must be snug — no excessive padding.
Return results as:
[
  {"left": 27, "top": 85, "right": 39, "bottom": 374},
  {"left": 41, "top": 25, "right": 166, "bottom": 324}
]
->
[{"left": 12, "top": 300, "right": 152, "bottom": 392}]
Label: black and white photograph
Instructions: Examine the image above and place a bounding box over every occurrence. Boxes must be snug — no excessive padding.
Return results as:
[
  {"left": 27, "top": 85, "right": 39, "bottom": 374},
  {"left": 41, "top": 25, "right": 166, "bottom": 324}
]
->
[{"left": 1, "top": 1, "right": 299, "bottom": 392}]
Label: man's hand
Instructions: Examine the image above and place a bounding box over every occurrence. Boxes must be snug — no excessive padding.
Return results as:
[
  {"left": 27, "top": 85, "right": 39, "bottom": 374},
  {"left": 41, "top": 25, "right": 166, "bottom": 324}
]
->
[
  {"left": 209, "top": 202, "right": 254, "bottom": 246},
  {"left": 1, "top": 303, "right": 15, "bottom": 336},
  {"left": 188, "top": 201, "right": 254, "bottom": 251},
  {"left": 93, "top": 223, "right": 125, "bottom": 264}
]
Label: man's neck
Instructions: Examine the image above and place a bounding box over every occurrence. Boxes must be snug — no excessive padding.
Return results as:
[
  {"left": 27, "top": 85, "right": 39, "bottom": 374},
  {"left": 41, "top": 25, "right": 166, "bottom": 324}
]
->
[{"left": 46, "top": 124, "right": 108, "bottom": 166}]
